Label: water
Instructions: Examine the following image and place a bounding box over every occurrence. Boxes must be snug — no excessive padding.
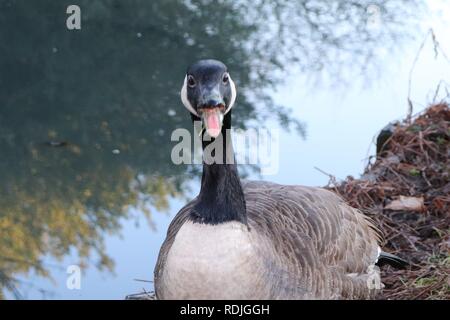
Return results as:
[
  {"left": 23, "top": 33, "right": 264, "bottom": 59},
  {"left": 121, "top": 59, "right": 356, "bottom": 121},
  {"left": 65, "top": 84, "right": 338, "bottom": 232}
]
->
[{"left": 0, "top": 0, "right": 449, "bottom": 299}]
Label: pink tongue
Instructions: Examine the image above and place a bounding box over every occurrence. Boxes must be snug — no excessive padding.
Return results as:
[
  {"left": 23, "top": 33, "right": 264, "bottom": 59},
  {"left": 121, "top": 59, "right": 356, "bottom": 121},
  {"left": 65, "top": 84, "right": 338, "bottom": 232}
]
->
[{"left": 204, "top": 110, "right": 221, "bottom": 138}]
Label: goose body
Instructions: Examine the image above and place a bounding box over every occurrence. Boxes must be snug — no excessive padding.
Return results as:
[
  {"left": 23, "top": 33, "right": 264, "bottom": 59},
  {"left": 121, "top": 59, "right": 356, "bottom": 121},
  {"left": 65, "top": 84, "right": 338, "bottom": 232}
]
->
[
  {"left": 156, "top": 182, "right": 381, "bottom": 299},
  {"left": 154, "top": 60, "right": 406, "bottom": 299}
]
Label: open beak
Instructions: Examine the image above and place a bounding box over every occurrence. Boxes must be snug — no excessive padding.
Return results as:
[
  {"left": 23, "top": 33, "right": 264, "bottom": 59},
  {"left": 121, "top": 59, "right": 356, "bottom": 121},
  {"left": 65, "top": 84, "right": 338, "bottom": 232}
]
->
[{"left": 199, "top": 105, "right": 225, "bottom": 138}]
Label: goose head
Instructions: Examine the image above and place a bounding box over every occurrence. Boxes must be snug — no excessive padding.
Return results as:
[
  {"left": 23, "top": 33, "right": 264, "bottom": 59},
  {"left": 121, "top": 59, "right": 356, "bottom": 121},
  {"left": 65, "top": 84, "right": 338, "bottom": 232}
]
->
[{"left": 180, "top": 59, "right": 237, "bottom": 138}]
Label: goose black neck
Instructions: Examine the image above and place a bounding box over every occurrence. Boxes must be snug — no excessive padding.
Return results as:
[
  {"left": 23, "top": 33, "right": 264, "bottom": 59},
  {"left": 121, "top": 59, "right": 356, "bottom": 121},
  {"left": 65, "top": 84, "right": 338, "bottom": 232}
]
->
[{"left": 192, "top": 111, "right": 247, "bottom": 225}]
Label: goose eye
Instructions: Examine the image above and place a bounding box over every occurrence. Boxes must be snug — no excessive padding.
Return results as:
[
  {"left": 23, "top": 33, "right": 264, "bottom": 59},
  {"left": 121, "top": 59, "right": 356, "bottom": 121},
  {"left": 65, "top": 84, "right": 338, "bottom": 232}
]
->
[
  {"left": 222, "top": 73, "right": 229, "bottom": 84},
  {"left": 187, "top": 75, "right": 196, "bottom": 88}
]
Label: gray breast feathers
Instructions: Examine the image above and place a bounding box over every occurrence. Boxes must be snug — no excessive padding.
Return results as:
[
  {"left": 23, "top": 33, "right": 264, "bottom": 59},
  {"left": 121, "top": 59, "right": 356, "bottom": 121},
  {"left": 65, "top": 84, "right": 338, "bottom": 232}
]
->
[{"left": 154, "top": 181, "right": 381, "bottom": 299}]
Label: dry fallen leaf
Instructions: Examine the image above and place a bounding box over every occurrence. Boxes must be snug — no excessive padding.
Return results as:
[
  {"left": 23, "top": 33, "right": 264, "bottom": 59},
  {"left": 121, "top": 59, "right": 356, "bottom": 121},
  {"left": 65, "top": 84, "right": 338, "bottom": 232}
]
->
[{"left": 385, "top": 195, "right": 425, "bottom": 212}]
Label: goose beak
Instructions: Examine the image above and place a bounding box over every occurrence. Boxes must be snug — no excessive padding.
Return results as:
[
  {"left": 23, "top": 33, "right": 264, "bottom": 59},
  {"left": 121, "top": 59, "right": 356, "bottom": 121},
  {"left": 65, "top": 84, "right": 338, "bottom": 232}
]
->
[{"left": 199, "top": 105, "right": 225, "bottom": 138}]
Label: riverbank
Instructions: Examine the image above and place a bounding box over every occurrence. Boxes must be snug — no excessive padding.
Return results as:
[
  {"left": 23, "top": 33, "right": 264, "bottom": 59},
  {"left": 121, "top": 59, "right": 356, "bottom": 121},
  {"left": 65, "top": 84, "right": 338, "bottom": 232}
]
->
[{"left": 328, "top": 103, "right": 449, "bottom": 299}]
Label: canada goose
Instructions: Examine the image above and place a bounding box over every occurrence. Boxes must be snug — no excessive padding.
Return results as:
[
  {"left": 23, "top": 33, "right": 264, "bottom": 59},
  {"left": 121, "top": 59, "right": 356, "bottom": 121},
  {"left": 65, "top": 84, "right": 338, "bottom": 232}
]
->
[{"left": 154, "top": 59, "right": 407, "bottom": 299}]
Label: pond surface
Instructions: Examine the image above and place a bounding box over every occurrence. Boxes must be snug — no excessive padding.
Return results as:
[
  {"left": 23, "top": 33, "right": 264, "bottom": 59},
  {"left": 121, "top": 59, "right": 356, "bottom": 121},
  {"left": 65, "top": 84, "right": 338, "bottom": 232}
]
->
[{"left": 1, "top": 0, "right": 449, "bottom": 299}]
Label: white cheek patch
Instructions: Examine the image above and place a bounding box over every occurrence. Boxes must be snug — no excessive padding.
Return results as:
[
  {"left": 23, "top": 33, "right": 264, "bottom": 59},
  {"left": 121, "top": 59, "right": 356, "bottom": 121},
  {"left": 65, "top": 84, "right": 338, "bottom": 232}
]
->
[
  {"left": 180, "top": 76, "right": 199, "bottom": 117},
  {"left": 225, "top": 75, "right": 237, "bottom": 115}
]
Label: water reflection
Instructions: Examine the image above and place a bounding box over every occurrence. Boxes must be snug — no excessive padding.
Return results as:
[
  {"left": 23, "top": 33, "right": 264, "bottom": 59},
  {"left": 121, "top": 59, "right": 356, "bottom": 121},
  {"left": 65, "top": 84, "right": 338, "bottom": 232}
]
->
[{"left": 0, "top": 0, "right": 422, "bottom": 298}]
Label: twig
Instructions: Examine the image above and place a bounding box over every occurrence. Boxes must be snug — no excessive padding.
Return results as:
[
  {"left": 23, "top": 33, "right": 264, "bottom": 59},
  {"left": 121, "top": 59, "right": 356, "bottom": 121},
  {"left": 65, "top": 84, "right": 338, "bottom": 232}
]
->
[
  {"left": 313, "top": 166, "right": 338, "bottom": 186},
  {"left": 133, "top": 278, "right": 154, "bottom": 283},
  {"left": 407, "top": 28, "right": 450, "bottom": 122}
]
